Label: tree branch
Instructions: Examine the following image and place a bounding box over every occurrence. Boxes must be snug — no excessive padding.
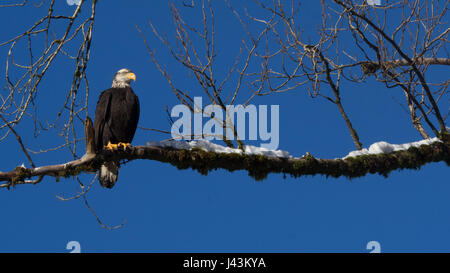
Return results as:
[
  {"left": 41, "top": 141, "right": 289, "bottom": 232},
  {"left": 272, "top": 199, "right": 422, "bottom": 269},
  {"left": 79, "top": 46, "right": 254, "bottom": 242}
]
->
[
  {"left": 1, "top": 137, "right": 448, "bottom": 188},
  {"left": 361, "top": 58, "right": 450, "bottom": 75}
]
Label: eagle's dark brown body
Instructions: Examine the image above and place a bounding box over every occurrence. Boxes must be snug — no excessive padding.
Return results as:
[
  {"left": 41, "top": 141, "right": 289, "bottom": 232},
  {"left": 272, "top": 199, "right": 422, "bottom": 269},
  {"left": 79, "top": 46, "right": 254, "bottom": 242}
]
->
[{"left": 94, "top": 85, "right": 140, "bottom": 188}]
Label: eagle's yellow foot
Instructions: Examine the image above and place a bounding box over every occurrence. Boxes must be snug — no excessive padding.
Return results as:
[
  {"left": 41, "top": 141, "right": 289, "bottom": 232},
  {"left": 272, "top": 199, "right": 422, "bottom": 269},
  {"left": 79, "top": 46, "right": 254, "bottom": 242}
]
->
[
  {"left": 117, "top": 142, "right": 131, "bottom": 150},
  {"left": 105, "top": 141, "right": 119, "bottom": 151}
]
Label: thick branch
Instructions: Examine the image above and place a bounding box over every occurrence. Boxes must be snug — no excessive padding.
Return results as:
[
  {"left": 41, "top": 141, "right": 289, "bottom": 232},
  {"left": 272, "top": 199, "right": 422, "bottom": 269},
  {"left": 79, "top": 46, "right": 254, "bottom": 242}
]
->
[{"left": 1, "top": 138, "right": 448, "bottom": 187}]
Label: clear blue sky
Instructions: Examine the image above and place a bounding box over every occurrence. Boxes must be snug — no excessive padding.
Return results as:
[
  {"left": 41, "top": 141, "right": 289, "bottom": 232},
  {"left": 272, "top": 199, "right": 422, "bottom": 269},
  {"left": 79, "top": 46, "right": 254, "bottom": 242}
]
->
[{"left": 0, "top": 0, "right": 448, "bottom": 253}]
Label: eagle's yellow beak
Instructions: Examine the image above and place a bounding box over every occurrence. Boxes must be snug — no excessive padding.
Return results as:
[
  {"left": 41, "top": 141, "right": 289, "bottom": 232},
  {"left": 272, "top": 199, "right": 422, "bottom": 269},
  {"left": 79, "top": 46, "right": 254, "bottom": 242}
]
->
[{"left": 127, "top": 72, "right": 136, "bottom": 81}]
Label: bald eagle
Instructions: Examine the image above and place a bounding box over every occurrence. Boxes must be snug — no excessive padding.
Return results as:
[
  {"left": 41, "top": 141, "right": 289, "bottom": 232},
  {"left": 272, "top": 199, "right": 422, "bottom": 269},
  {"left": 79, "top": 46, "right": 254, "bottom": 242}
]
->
[{"left": 94, "top": 68, "right": 140, "bottom": 188}]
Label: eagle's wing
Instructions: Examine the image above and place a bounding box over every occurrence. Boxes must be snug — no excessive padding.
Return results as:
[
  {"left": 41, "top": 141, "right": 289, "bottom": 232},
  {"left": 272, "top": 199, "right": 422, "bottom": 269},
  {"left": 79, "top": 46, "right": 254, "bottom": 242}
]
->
[
  {"left": 125, "top": 91, "right": 140, "bottom": 143},
  {"left": 94, "top": 89, "right": 113, "bottom": 152}
]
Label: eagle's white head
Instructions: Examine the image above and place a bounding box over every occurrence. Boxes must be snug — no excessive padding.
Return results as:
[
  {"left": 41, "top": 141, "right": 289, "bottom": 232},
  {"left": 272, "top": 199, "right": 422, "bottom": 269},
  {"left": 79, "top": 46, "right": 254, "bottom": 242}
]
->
[{"left": 112, "top": 68, "right": 136, "bottom": 88}]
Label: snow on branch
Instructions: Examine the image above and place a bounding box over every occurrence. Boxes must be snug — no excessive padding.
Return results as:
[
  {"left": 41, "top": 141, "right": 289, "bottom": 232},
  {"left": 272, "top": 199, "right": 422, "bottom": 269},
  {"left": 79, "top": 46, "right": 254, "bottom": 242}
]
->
[
  {"left": 147, "top": 140, "right": 292, "bottom": 158},
  {"left": 343, "top": 137, "right": 442, "bottom": 158}
]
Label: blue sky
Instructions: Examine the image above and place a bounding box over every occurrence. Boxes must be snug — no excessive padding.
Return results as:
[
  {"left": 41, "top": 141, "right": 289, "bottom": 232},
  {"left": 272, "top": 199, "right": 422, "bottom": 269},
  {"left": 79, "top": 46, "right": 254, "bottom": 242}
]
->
[{"left": 0, "top": 0, "right": 448, "bottom": 253}]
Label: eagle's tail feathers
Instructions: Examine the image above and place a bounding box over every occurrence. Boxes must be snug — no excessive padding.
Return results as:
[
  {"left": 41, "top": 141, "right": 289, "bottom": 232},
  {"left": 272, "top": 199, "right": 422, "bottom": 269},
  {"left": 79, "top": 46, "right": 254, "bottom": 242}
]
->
[{"left": 99, "top": 161, "right": 119, "bottom": 189}]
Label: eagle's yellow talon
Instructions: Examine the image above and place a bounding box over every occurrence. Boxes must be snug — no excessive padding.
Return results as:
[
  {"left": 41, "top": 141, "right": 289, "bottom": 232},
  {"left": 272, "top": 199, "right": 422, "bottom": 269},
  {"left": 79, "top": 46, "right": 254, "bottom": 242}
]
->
[
  {"left": 117, "top": 142, "right": 131, "bottom": 149},
  {"left": 105, "top": 141, "right": 119, "bottom": 151}
]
